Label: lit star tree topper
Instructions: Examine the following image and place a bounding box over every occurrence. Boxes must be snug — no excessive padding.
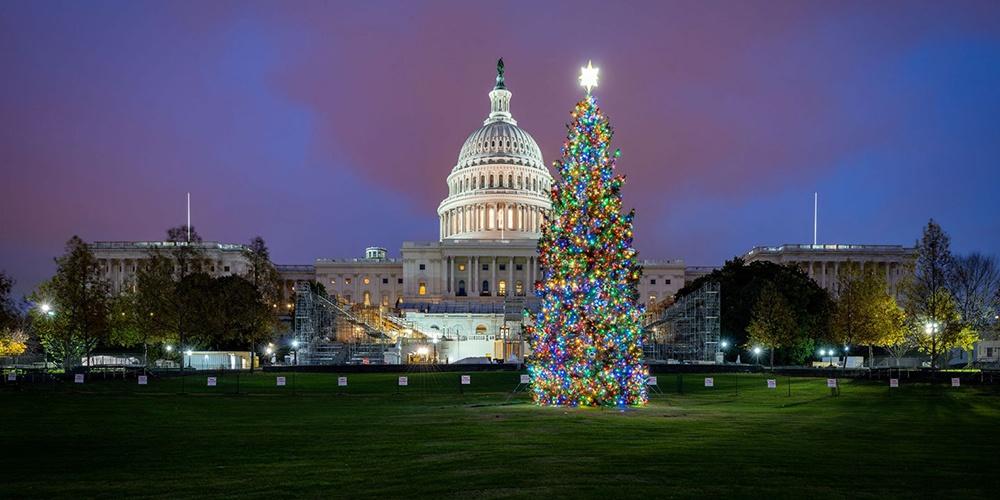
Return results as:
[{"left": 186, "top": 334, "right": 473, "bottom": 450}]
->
[
  {"left": 579, "top": 60, "right": 599, "bottom": 93},
  {"left": 525, "top": 62, "right": 648, "bottom": 407}
]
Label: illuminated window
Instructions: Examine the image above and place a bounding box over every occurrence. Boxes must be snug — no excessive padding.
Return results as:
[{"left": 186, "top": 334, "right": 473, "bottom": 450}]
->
[
  {"left": 363, "top": 277, "right": 370, "bottom": 285},
  {"left": 515, "top": 280, "right": 523, "bottom": 295},
  {"left": 330, "top": 279, "right": 336, "bottom": 284},
  {"left": 498, "top": 280, "right": 507, "bottom": 296},
  {"left": 458, "top": 264, "right": 465, "bottom": 271},
  {"left": 345, "top": 278, "right": 352, "bottom": 285},
  {"left": 382, "top": 295, "right": 389, "bottom": 306},
  {"left": 476, "top": 325, "right": 487, "bottom": 335},
  {"left": 418, "top": 282, "right": 427, "bottom": 295},
  {"left": 363, "top": 291, "right": 371, "bottom": 306}
]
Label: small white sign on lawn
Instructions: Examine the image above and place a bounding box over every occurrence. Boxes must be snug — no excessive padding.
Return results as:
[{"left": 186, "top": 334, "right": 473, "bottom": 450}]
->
[
  {"left": 74, "top": 374, "right": 84, "bottom": 384},
  {"left": 951, "top": 377, "right": 961, "bottom": 387},
  {"left": 889, "top": 378, "right": 899, "bottom": 388},
  {"left": 827, "top": 378, "right": 838, "bottom": 388},
  {"left": 647, "top": 376, "right": 658, "bottom": 386},
  {"left": 276, "top": 376, "right": 286, "bottom": 387},
  {"left": 137, "top": 375, "right": 148, "bottom": 385},
  {"left": 398, "top": 376, "right": 408, "bottom": 386},
  {"left": 461, "top": 375, "right": 471, "bottom": 385},
  {"left": 6, "top": 373, "right": 15, "bottom": 382},
  {"left": 519, "top": 374, "right": 530, "bottom": 384},
  {"left": 704, "top": 377, "right": 714, "bottom": 387},
  {"left": 207, "top": 377, "right": 217, "bottom": 387},
  {"left": 338, "top": 376, "right": 348, "bottom": 387},
  {"left": 767, "top": 379, "right": 776, "bottom": 389}
]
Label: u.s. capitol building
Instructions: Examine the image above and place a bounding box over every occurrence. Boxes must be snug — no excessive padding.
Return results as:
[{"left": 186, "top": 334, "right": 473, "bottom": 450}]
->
[{"left": 90, "top": 61, "right": 913, "bottom": 364}]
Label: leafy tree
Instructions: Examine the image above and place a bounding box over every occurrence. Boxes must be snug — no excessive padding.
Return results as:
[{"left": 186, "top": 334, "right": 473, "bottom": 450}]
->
[
  {"left": 29, "top": 236, "right": 112, "bottom": 370},
  {"left": 0, "top": 328, "right": 28, "bottom": 357},
  {"left": 908, "top": 289, "right": 977, "bottom": 367},
  {"left": 108, "top": 290, "right": 170, "bottom": 368},
  {"left": 214, "top": 275, "right": 274, "bottom": 370},
  {"left": 678, "top": 258, "right": 833, "bottom": 364},
  {"left": 243, "top": 236, "right": 281, "bottom": 307},
  {"left": 746, "top": 284, "right": 797, "bottom": 367},
  {"left": 164, "top": 225, "right": 208, "bottom": 279},
  {"left": 832, "top": 268, "right": 908, "bottom": 367},
  {"left": 902, "top": 219, "right": 973, "bottom": 367},
  {"left": 0, "top": 270, "right": 17, "bottom": 330}
]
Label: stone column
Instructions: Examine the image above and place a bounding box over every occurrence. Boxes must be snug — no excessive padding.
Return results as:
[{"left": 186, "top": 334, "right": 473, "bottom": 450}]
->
[
  {"left": 447, "top": 256, "right": 453, "bottom": 294},
  {"left": 492, "top": 256, "right": 497, "bottom": 296},
  {"left": 468, "top": 256, "right": 474, "bottom": 296},
  {"left": 508, "top": 256, "right": 514, "bottom": 296},
  {"left": 473, "top": 256, "right": 479, "bottom": 295},
  {"left": 529, "top": 256, "right": 535, "bottom": 288}
]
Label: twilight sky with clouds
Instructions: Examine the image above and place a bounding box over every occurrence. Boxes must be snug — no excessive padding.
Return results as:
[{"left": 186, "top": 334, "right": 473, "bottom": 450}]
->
[{"left": 2, "top": 0, "right": 1000, "bottom": 296}]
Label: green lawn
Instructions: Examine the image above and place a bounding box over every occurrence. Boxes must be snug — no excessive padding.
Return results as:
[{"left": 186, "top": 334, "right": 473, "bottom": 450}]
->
[{"left": 2, "top": 371, "right": 998, "bottom": 499}]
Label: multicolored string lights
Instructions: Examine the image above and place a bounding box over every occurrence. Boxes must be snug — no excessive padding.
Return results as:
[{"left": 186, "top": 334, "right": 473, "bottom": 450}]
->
[{"left": 526, "top": 67, "right": 647, "bottom": 407}]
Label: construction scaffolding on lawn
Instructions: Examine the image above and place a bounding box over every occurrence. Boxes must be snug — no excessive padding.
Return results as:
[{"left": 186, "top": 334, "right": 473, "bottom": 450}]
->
[
  {"left": 292, "top": 283, "right": 426, "bottom": 365},
  {"left": 644, "top": 281, "right": 721, "bottom": 363}
]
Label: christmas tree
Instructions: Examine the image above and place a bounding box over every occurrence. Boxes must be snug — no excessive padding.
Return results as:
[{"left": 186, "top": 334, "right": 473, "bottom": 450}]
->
[{"left": 526, "top": 62, "right": 648, "bottom": 407}]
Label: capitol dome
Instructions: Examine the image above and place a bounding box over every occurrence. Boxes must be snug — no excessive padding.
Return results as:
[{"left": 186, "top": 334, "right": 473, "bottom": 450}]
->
[{"left": 438, "top": 59, "right": 554, "bottom": 241}]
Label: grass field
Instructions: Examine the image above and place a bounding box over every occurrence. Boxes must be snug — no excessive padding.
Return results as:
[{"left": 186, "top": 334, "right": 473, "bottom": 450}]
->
[{"left": 2, "top": 371, "right": 999, "bottom": 499}]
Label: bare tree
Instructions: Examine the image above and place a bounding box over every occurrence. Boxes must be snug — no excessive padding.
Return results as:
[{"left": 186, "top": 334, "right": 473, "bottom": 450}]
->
[{"left": 949, "top": 253, "right": 1000, "bottom": 336}]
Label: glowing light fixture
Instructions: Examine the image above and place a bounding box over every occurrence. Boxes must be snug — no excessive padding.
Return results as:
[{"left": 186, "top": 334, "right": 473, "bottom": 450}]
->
[{"left": 579, "top": 60, "right": 599, "bottom": 93}]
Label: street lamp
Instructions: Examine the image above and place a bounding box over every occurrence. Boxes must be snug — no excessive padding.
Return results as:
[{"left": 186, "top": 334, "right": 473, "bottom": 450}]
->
[
  {"left": 184, "top": 349, "right": 193, "bottom": 369},
  {"left": 752, "top": 346, "right": 762, "bottom": 365},
  {"left": 39, "top": 303, "right": 55, "bottom": 317},
  {"left": 290, "top": 339, "right": 300, "bottom": 365}
]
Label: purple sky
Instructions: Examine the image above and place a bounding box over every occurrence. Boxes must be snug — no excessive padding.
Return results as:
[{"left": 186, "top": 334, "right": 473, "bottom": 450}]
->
[{"left": 3, "top": 0, "right": 1000, "bottom": 296}]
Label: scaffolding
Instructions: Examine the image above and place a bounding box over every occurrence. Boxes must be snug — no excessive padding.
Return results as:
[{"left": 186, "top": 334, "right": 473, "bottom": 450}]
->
[
  {"left": 643, "top": 281, "right": 721, "bottom": 363},
  {"left": 292, "top": 283, "right": 423, "bottom": 365}
]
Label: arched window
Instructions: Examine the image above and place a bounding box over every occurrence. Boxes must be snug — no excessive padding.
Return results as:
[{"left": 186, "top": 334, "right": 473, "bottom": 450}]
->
[
  {"left": 418, "top": 282, "right": 427, "bottom": 296},
  {"left": 515, "top": 280, "right": 523, "bottom": 296},
  {"left": 481, "top": 280, "right": 490, "bottom": 294},
  {"left": 475, "top": 324, "right": 487, "bottom": 335},
  {"left": 498, "top": 280, "right": 506, "bottom": 296},
  {"left": 518, "top": 175, "right": 523, "bottom": 188},
  {"left": 489, "top": 175, "right": 494, "bottom": 187},
  {"left": 457, "top": 280, "right": 466, "bottom": 296},
  {"left": 480, "top": 175, "right": 485, "bottom": 187},
  {"left": 508, "top": 174, "right": 513, "bottom": 187}
]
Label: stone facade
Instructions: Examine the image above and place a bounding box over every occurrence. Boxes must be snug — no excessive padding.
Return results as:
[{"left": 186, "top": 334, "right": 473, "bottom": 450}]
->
[
  {"left": 744, "top": 244, "right": 916, "bottom": 296},
  {"left": 91, "top": 241, "right": 249, "bottom": 294}
]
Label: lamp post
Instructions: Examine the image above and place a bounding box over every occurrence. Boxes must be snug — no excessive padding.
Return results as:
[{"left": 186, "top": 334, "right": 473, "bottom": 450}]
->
[
  {"left": 752, "top": 346, "right": 762, "bottom": 366},
  {"left": 291, "top": 339, "right": 300, "bottom": 365},
  {"left": 720, "top": 340, "right": 729, "bottom": 364}
]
